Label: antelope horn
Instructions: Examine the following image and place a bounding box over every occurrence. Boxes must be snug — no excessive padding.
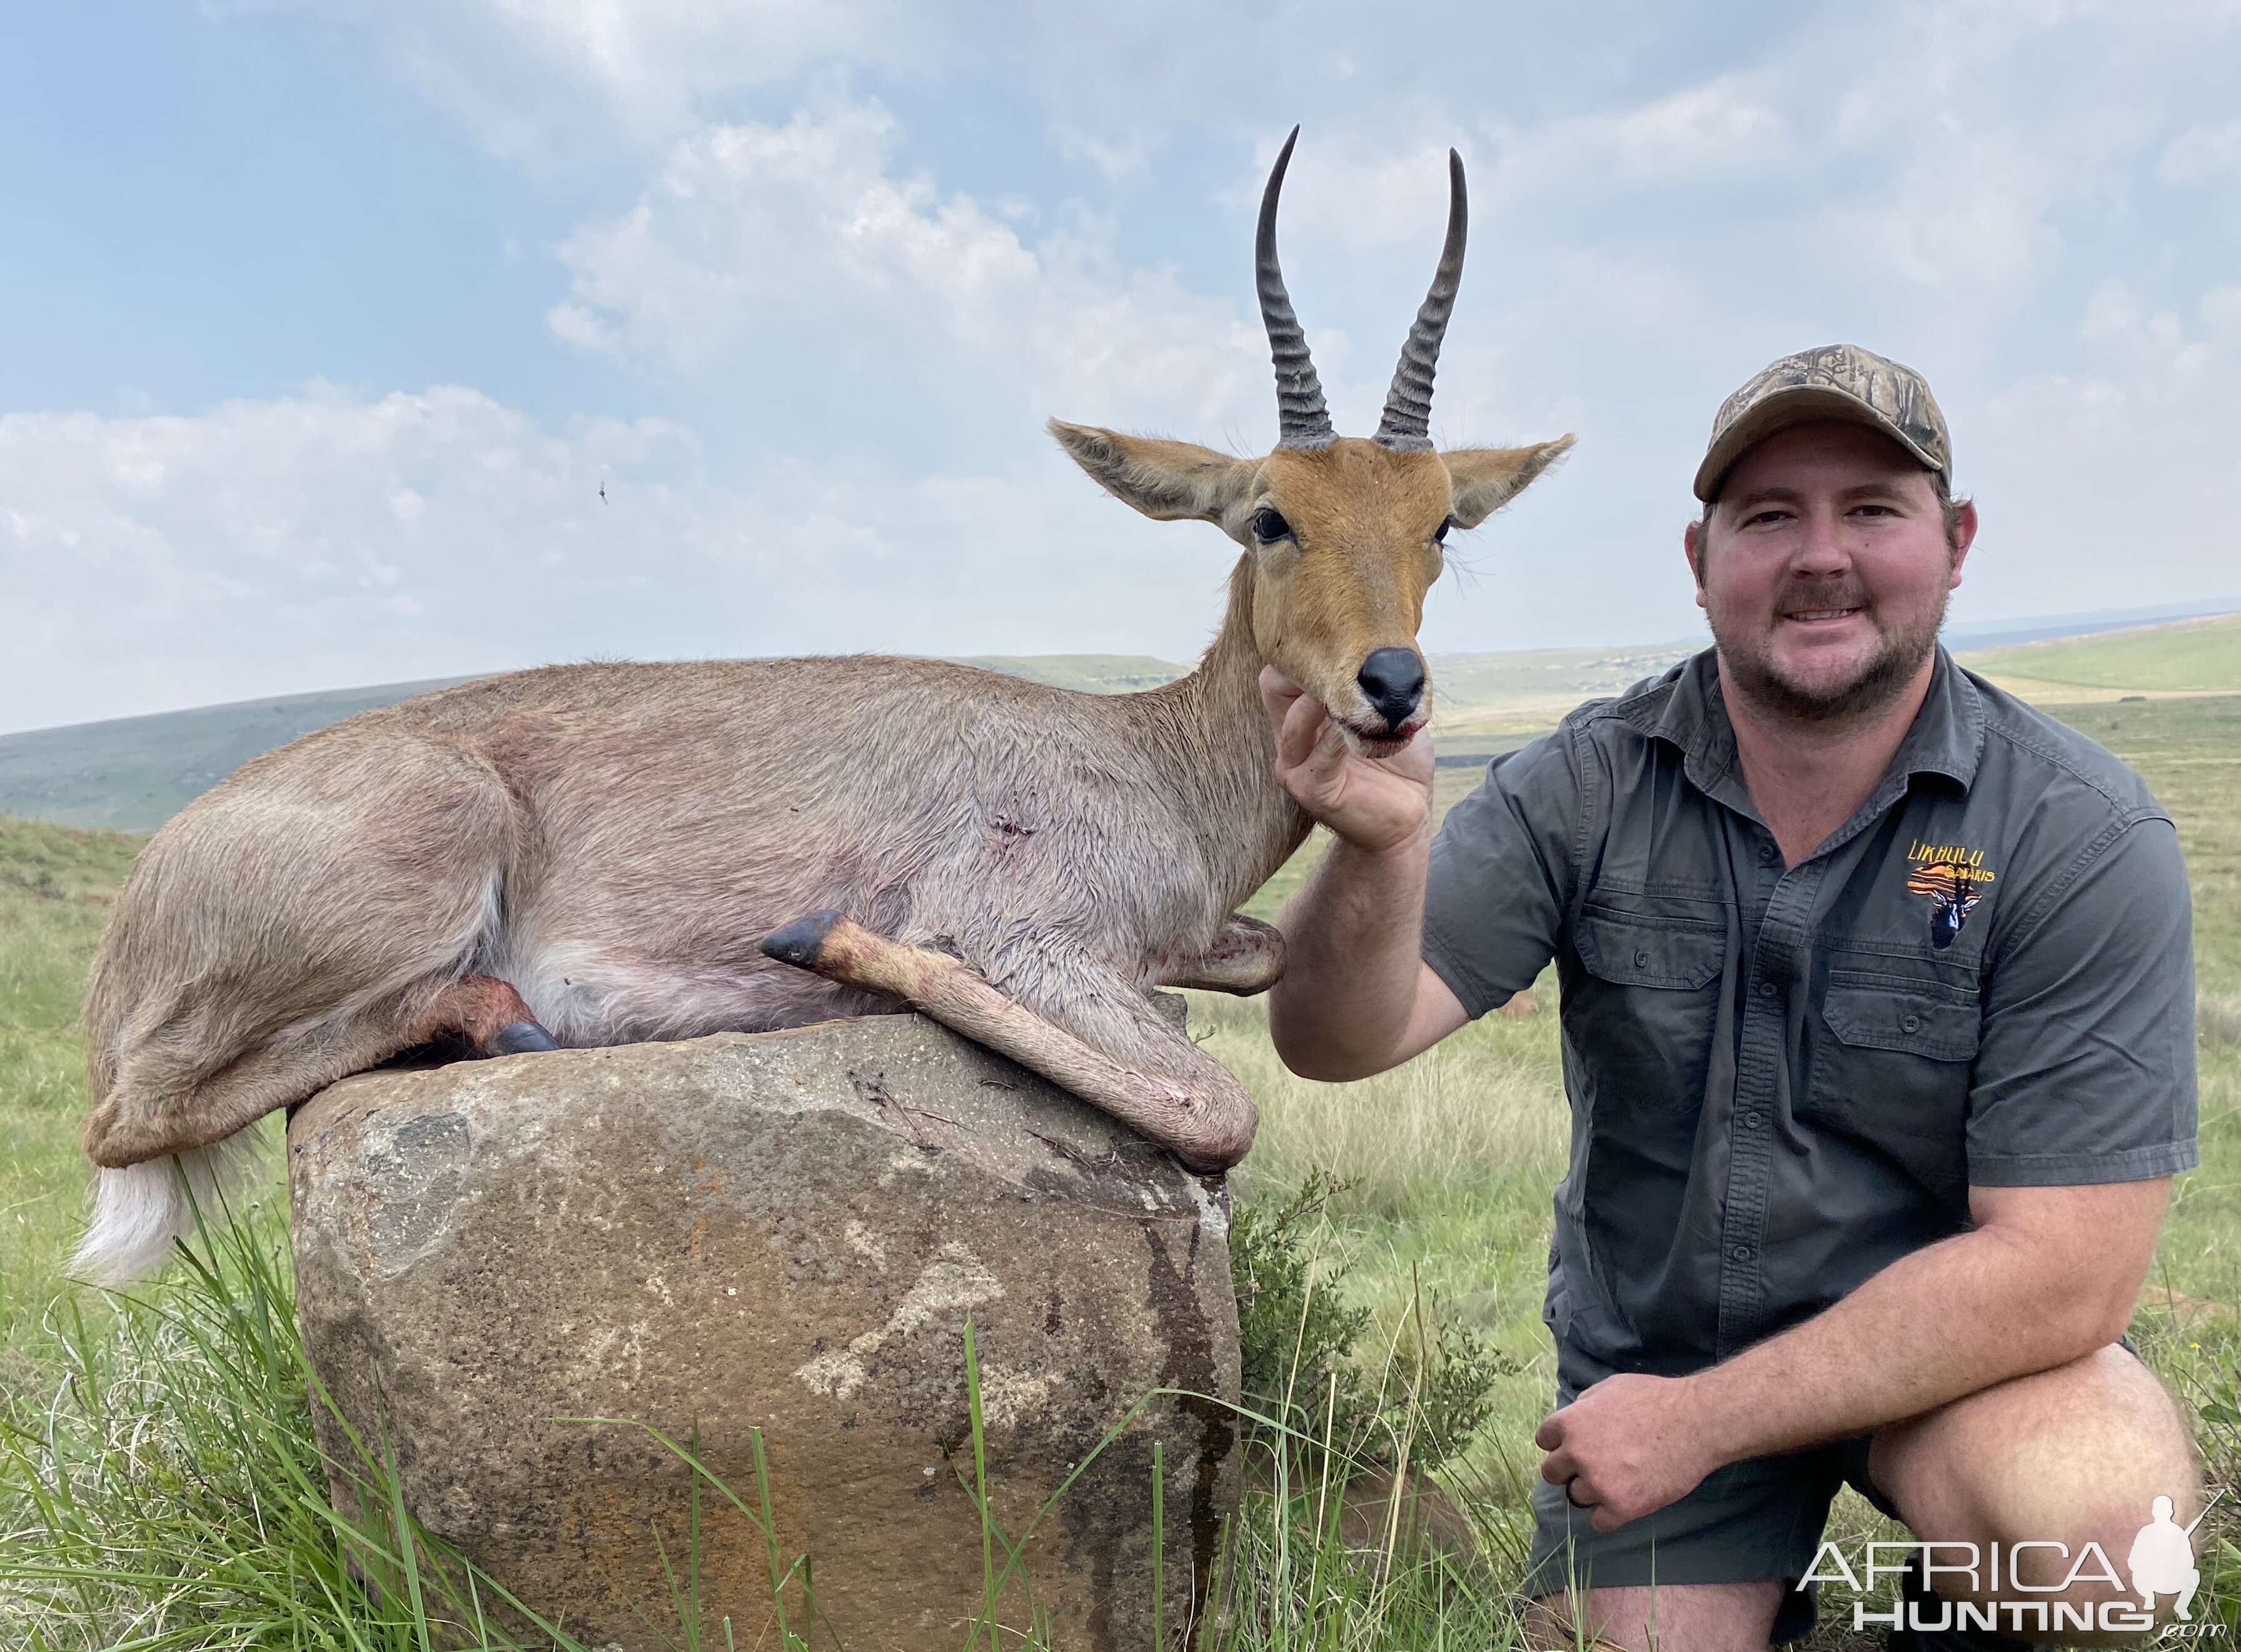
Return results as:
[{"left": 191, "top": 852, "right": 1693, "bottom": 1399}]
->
[
  {"left": 1257, "top": 127, "right": 1336, "bottom": 450},
  {"left": 1374, "top": 148, "right": 1468, "bottom": 453}
]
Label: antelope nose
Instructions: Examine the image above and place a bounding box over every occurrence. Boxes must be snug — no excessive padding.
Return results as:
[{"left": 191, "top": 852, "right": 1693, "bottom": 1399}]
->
[{"left": 1357, "top": 648, "right": 1426, "bottom": 730}]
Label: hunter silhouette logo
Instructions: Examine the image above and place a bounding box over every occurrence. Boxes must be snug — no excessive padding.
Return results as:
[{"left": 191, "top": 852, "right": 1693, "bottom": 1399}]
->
[
  {"left": 1905, "top": 841, "right": 1995, "bottom": 950},
  {"left": 2130, "top": 1495, "right": 2204, "bottom": 1621}
]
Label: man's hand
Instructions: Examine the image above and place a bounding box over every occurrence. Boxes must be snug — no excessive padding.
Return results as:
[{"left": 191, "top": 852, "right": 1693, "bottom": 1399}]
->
[
  {"left": 1259, "top": 666, "right": 1432, "bottom": 854},
  {"left": 1535, "top": 1374, "right": 1725, "bottom": 1533}
]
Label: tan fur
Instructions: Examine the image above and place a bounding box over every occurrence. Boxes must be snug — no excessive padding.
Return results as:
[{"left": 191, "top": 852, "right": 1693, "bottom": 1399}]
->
[{"left": 74, "top": 417, "right": 1566, "bottom": 1280}]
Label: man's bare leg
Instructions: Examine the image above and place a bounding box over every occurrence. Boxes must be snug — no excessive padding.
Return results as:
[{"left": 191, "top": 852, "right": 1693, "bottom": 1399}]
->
[
  {"left": 1870, "top": 1342, "right": 2198, "bottom": 1645},
  {"left": 1526, "top": 1580, "right": 1783, "bottom": 1651}
]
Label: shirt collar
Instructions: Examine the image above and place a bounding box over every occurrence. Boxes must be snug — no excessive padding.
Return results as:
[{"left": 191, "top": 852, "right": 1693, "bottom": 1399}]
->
[{"left": 1890, "top": 647, "right": 1986, "bottom": 789}]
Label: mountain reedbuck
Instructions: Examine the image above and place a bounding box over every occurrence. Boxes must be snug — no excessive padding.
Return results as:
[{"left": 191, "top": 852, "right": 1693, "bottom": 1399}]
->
[{"left": 73, "top": 131, "right": 1569, "bottom": 1284}]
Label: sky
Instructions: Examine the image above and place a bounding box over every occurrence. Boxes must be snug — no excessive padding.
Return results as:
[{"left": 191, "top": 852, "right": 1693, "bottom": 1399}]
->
[{"left": 6, "top": 1, "right": 2241, "bottom": 733}]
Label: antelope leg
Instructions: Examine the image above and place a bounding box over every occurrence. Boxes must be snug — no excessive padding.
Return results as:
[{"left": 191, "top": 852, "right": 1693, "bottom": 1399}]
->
[
  {"left": 761, "top": 912, "right": 1256, "bottom": 1172},
  {"left": 1156, "top": 912, "right": 1286, "bottom": 995},
  {"left": 411, "top": 974, "right": 561, "bottom": 1055}
]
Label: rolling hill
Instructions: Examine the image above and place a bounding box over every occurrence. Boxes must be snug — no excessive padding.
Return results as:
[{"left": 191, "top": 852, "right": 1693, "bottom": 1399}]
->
[
  {"left": 1955, "top": 612, "right": 2241, "bottom": 698},
  {"left": 0, "top": 677, "right": 485, "bottom": 833},
  {"left": 3, "top": 605, "right": 2232, "bottom": 833}
]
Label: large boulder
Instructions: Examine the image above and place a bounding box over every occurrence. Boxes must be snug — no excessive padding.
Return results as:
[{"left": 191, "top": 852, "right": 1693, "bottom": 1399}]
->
[{"left": 288, "top": 1014, "right": 1241, "bottom": 1651}]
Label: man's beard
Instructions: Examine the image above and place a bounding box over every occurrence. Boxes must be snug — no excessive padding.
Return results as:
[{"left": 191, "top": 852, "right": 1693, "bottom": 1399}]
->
[{"left": 1708, "top": 580, "right": 1948, "bottom": 726}]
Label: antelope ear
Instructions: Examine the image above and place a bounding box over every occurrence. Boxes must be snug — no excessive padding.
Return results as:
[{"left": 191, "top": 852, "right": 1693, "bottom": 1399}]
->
[
  {"left": 1442, "top": 435, "right": 1575, "bottom": 529},
  {"left": 1050, "top": 421, "right": 1257, "bottom": 524}
]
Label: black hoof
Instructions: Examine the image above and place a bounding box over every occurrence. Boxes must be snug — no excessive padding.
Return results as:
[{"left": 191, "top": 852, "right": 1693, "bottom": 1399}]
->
[
  {"left": 761, "top": 910, "right": 845, "bottom": 971},
  {"left": 488, "top": 1020, "right": 561, "bottom": 1055}
]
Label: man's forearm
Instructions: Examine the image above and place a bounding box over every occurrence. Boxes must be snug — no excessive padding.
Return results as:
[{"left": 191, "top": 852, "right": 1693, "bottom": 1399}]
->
[
  {"left": 1685, "top": 1210, "right": 2143, "bottom": 1466},
  {"left": 1537, "top": 1181, "right": 2167, "bottom": 1529},
  {"left": 1267, "top": 825, "right": 1430, "bottom": 1079}
]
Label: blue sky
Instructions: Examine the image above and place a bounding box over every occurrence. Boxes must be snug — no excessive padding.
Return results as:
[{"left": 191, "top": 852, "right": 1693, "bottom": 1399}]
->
[{"left": 6, "top": 1, "right": 2241, "bottom": 730}]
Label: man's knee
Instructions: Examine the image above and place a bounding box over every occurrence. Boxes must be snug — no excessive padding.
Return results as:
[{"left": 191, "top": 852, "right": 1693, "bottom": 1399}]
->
[{"left": 1872, "top": 1344, "right": 2200, "bottom": 1643}]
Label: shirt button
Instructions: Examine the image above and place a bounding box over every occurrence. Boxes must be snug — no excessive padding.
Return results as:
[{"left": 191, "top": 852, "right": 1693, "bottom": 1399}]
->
[
  {"left": 1759, "top": 841, "right": 1778, "bottom": 863},
  {"left": 1756, "top": 980, "right": 1776, "bottom": 998},
  {"left": 1730, "top": 1246, "right": 1753, "bottom": 1262},
  {"left": 1742, "top": 1111, "right": 1764, "bottom": 1129},
  {"left": 1902, "top": 1012, "right": 1922, "bottom": 1034},
  {"left": 1634, "top": 949, "right": 1651, "bottom": 968}
]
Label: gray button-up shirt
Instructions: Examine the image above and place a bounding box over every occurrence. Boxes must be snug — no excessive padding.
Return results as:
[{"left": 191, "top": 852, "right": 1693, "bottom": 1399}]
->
[{"left": 1422, "top": 648, "right": 2197, "bottom": 1396}]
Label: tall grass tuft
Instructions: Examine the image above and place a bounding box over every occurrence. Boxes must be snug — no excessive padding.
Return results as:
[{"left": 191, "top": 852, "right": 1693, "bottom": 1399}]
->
[{"left": 0, "top": 1197, "right": 589, "bottom": 1651}]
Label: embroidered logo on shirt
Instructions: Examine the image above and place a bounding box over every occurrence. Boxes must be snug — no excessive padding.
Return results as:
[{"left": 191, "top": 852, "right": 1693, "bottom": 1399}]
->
[{"left": 1905, "top": 842, "right": 1995, "bottom": 949}]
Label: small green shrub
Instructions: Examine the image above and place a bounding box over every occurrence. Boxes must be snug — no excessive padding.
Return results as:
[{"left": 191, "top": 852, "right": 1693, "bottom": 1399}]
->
[{"left": 1230, "top": 1169, "right": 1514, "bottom": 1477}]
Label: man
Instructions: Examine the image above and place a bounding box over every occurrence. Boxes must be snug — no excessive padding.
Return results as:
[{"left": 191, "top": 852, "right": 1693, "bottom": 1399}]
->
[{"left": 1262, "top": 345, "right": 2200, "bottom": 1649}]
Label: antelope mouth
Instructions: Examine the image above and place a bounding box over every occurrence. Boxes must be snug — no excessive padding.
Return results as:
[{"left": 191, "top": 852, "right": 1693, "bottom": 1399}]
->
[{"left": 1342, "top": 717, "right": 1426, "bottom": 757}]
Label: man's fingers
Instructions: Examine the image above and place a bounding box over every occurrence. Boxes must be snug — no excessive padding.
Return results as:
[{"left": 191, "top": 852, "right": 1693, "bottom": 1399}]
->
[
  {"left": 1276, "top": 690, "right": 1339, "bottom": 775},
  {"left": 1257, "top": 665, "right": 1304, "bottom": 727},
  {"left": 1533, "top": 1413, "right": 1568, "bottom": 1453}
]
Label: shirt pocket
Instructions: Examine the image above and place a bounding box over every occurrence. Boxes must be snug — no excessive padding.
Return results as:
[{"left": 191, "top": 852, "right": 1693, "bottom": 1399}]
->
[
  {"left": 1819, "top": 969, "right": 1980, "bottom": 1060},
  {"left": 1575, "top": 907, "right": 1726, "bottom": 990},
  {"left": 1569, "top": 905, "right": 1726, "bottom": 1118},
  {"left": 1806, "top": 966, "right": 1979, "bottom": 1204}
]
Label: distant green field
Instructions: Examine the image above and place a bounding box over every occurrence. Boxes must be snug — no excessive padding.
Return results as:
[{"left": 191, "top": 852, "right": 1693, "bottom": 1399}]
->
[{"left": 1958, "top": 611, "right": 2241, "bottom": 694}]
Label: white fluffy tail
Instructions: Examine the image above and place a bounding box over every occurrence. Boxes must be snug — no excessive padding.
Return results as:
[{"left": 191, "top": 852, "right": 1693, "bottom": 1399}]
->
[{"left": 69, "top": 1129, "right": 269, "bottom": 1287}]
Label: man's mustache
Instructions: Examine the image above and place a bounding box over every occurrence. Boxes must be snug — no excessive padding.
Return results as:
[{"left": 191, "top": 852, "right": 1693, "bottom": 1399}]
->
[{"left": 1776, "top": 584, "right": 1872, "bottom": 618}]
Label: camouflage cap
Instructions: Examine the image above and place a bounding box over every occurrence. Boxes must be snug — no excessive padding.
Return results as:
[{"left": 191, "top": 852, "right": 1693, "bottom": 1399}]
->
[{"left": 1694, "top": 343, "right": 1950, "bottom": 503}]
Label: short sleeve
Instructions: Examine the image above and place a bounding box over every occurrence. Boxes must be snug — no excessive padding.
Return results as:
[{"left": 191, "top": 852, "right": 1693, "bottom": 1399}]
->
[
  {"left": 1421, "top": 727, "right": 1583, "bottom": 1019},
  {"left": 1966, "top": 815, "right": 2198, "bottom": 1186}
]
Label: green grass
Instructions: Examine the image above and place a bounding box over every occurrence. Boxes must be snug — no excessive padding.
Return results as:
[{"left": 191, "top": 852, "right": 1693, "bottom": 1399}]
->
[
  {"left": 0, "top": 817, "right": 140, "bottom": 1319},
  {"left": 1958, "top": 611, "right": 2241, "bottom": 695},
  {"left": 5, "top": 693, "right": 2241, "bottom": 1647}
]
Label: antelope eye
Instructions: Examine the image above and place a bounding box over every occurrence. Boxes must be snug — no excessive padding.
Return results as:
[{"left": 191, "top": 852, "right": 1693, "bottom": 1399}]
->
[
  {"left": 1434, "top": 516, "right": 1454, "bottom": 545},
  {"left": 1249, "top": 506, "right": 1292, "bottom": 543}
]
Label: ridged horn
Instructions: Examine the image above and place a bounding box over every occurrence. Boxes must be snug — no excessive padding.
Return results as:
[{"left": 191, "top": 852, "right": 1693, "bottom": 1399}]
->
[
  {"left": 1257, "top": 127, "right": 1336, "bottom": 450},
  {"left": 1374, "top": 148, "right": 1468, "bottom": 452}
]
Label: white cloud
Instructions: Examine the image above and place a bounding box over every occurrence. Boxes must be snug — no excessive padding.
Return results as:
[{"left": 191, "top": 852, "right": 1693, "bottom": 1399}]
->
[
  {"left": 1827, "top": 129, "right": 2061, "bottom": 302},
  {"left": 1967, "top": 280, "right": 2241, "bottom": 615},
  {"left": 2161, "top": 119, "right": 2241, "bottom": 183},
  {"left": 547, "top": 98, "right": 1272, "bottom": 441},
  {"left": 0, "top": 382, "right": 1291, "bottom": 735},
  {"left": 316, "top": 0, "right": 920, "bottom": 164},
  {"left": 1493, "top": 80, "right": 1793, "bottom": 194},
  {"left": 1, "top": 387, "right": 685, "bottom": 728}
]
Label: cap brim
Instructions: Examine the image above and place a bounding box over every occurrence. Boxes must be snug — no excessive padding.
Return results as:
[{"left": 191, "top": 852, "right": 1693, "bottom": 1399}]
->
[{"left": 1692, "top": 385, "right": 1943, "bottom": 503}]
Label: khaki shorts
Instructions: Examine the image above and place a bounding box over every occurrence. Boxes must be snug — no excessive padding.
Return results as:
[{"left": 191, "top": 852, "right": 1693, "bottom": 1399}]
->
[{"left": 1521, "top": 1434, "right": 1894, "bottom": 1644}]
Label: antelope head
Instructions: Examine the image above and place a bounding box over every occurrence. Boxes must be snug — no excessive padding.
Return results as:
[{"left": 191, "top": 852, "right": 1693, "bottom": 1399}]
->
[{"left": 1052, "top": 128, "right": 1573, "bottom": 753}]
